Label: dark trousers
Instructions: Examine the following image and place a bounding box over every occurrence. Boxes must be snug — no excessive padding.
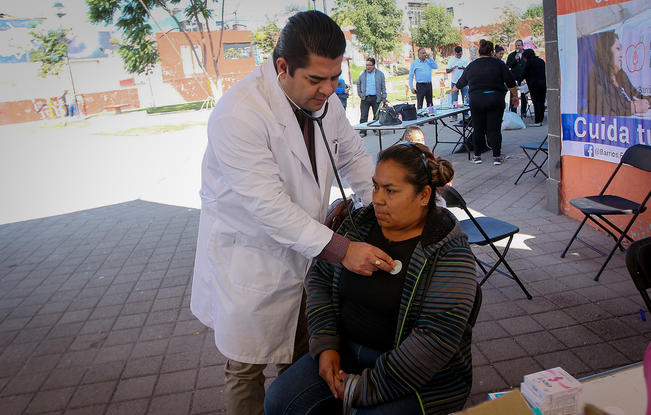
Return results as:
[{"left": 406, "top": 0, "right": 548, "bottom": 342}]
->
[
  {"left": 469, "top": 91, "right": 506, "bottom": 157},
  {"left": 359, "top": 96, "right": 379, "bottom": 134},
  {"left": 509, "top": 91, "right": 527, "bottom": 116},
  {"left": 416, "top": 82, "right": 433, "bottom": 109},
  {"left": 529, "top": 87, "right": 546, "bottom": 123}
]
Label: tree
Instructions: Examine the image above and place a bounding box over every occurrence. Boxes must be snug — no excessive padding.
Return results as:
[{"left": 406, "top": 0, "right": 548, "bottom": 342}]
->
[
  {"left": 87, "top": 0, "right": 225, "bottom": 97},
  {"left": 488, "top": 7, "right": 519, "bottom": 48},
  {"left": 28, "top": 28, "right": 70, "bottom": 78},
  {"left": 411, "top": 5, "right": 461, "bottom": 50},
  {"left": 522, "top": 4, "right": 543, "bottom": 19},
  {"left": 529, "top": 18, "right": 544, "bottom": 41},
  {"left": 252, "top": 15, "right": 281, "bottom": 59},
  {"left": 344, "top": 0, "right": 402, "bottom": 60},
  {"left": 330, "top": 0, "right": 354, "bottom": 27}
]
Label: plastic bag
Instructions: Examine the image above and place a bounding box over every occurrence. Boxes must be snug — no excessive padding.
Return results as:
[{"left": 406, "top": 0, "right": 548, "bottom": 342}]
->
[{"left": 502, "top": 109, "right": 526, "bottom": 130}]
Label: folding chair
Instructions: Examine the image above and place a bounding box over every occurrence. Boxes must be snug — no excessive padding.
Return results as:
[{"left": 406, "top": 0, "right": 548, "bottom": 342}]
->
[
  {"left": 514, "top": 135, "right": 548, "bottom": 185},
  {"left": 561, "top": 144, "right": 651, "bottom": 281},
  {"left": 625, "top": 237, "right": 651, "bottom": 313},
  {"left": 441, "top": 186, "right": 533, "bottom": 299}
]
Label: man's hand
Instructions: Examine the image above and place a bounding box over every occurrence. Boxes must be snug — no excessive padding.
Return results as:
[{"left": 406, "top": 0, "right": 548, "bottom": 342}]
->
[
  {"left": 633, "top": 98, "right": 650, "bottom": 114},
  {"left": 319, "top": 350, "right": 341, "bottom": 398},
  {"left": 411, "top": 88, "right": 417, "bottom": 94},
  {"left": 342, "top": 241, "right": 394, "bottom": 276}
]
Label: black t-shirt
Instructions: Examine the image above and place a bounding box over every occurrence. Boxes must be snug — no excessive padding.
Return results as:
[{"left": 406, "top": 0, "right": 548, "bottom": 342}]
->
[
  {"left": 339, "top": 222, "right": 420, "bottom": 351},
  {"left": 455, "top": 57, "right": 516, "bottom": 94}
]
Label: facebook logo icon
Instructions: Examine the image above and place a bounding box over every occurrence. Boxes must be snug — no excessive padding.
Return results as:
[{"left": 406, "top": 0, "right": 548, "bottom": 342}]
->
[{"left": 584, "top": 144, "right": 595, "bottom": 158}]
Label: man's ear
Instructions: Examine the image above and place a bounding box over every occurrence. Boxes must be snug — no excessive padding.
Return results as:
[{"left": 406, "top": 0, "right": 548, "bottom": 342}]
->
[{"left": 276, "top": 57, "right": 288, "bottom": 77}]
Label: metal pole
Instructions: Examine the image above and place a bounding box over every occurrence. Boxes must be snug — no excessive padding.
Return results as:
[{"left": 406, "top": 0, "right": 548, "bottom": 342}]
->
[{"left": 65, "top": 49, "right": 81, "bottom": 116}]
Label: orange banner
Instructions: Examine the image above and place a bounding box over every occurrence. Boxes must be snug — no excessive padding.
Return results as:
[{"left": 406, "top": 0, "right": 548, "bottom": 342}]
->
[{"left": 557, "top": 0, "right": 631, "bottom": 15}]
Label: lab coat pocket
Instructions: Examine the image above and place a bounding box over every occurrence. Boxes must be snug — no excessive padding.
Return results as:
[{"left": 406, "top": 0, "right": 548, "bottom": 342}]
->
[{"left": 228, "top": 237, "right": 288, "bottom": 296}]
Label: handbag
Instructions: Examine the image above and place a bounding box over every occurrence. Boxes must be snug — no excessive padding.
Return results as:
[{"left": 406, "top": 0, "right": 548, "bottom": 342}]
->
[
  {"left": 324, "top": 198, "right": 354, "bottom": 231},
  {"left": 394, "top": 103, "right": 417, "bottom": 121},
  {"left": 370, "top": 101, "right": 401, "bottom": 126}
]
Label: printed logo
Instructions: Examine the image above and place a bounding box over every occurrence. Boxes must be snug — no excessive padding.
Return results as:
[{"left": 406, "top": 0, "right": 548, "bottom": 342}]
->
[
  {"left": 584, "top": 144, "right": 595, "bottom": 157},
  {"left": 626, "top": 42, "right": 645, "bottom": 73}
]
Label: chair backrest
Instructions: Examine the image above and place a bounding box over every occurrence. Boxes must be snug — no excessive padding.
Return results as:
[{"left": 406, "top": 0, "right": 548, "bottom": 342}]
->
[
  {"left": 626, "top": 236, "right": 651, "bottom": 290},
  {"left": 440, "top": 185, "right": 467, "bottom": 209},
  {"left": 600, "top": 144, "right": 651, "bottom": 196},
  {"left": 621, "top": 144, "right": 651, "bottom": 172}
]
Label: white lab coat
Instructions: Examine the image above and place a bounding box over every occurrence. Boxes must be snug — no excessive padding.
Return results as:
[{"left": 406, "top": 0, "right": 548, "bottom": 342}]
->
[{"left": 191, "top": 60, "right": 374, "bottom": 364}]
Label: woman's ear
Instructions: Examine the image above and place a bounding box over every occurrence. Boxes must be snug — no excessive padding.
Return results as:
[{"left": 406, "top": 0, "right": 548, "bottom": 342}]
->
[{"left": 420, "top": 185, "right": 433, "bottom": 206}]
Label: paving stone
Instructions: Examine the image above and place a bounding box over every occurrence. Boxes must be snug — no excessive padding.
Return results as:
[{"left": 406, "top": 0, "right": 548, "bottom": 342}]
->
[
  {"left": 82, "top": 361, "right": 126, "bottom": 384},
  {"left": 0, "top": 393, "right": 34, "bottom": 415},
  {"left": 497, "top": 315, "right": 545, "bottom": 336},
  {"left": 105, "top": 398, "right": 149, "bottom": 415},
  {"left": 68, "top": 381, "right": 116, "bottom": 408},
  {"left": 148, "top": 392, "right": 192, "bottom": 415},
  {"left": 196, "top": 365, "right": 225, "bottom": 389},
  {"left": 161, "top": 351, "right": 201, "bottom": 373},
  {"left": 1, "top": 371, "right": 49, "bottom": 396},
  {"left": 112, "top": 375, "right": 157, "bottom": 401},
  {"left": 493, "top": 357, "right": 543, "bottom": 387},
  {"left": 470, "top": 365, "right": 508, "bottom": 395},
  {"left": 573, "top": 343, "right": 629, "bottom": 371},
  {"left": 531, "top": 309, "right": 577, "bottom": 330},
  {"left": 42, "top": 367, "right": 87, "bottom": 390},
  {"left": 191, "top": 386, "right": 226, "bottom": 414},
  {"left": 563, "top": 303, "right": 613, "bottom": 324},
  {"left": 513, "top": 331, "right": 566, "bottom": 355},
  {"left": 64, "top": 404, "right": 107, "bottom": 415},
  {"left": 154, "top": 369, "right": 197, "bottom": 395},
  {"left": 130, "top": 339, "right": 169, "bottom": 359},
  {"left": 476, "top": 338, "right": 528, "bottom": 363},
  {"left": 122, "top": 356, "right": 163, "bottom": 379},
  {"left": 25, "top": 387, "right": 75, "bottom": 413},
  {"left": 584, "top": 318, "right": 638, "bottom": 341}
]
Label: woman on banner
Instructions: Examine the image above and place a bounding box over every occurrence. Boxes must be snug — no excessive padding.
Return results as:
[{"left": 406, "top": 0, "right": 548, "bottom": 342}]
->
[
  {"left": 264, "top": 143, "right": 478, "bottom": 415},
  {"left": 587, "top": 31, "right": 650, "bottom": 116}
]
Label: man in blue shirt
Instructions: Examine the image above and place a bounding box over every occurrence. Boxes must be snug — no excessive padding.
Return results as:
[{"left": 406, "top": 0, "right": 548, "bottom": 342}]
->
[
  {"left": 356, "top": 57, "right": 387, "bottom": 137},
  {"left": 409, "top": 47, "right": 438, "bottom": 109}
]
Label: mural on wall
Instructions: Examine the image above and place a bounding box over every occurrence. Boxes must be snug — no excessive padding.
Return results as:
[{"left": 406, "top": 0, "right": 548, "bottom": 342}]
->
[{"left": 558, "top": 0, "right": 650, "bottom": 163}]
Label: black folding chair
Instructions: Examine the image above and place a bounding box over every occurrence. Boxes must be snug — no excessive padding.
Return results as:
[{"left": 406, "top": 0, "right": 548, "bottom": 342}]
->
[
  {"left": 514, "top": 135, "right": 548, "bottom": 185},
  {"left": 561, "top": 144, "right": 651, "bottom": 281},
  {"left": 441, "top": 186, "right": 533, "bottom": 299},
  {"left": 626, "top": 237, "right": 651, "bottom": 313}
]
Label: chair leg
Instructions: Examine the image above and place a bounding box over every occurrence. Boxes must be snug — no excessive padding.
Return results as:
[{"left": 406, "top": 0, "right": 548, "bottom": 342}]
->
[
  {"left": 478, "top": 236, "right": 533, "bottom": 300},
  {"left": 561, "top": 216, "right": 589, "bottom": 258}
]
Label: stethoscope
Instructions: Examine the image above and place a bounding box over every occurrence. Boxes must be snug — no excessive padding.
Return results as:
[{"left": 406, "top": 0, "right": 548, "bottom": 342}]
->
[{"left": 277, "top": 70, "right": 361, "bottom": 238}]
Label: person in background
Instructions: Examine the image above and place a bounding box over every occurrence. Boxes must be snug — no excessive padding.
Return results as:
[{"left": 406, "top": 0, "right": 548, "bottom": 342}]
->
[
  {"left": 494, "top": 45, "right": 505, "bottom": 60},
  {"left": 265, "top": 144, "right": 477, "bottom": 415},
  {"left": 335, "top": 76, "right": 350, "bottom": 109},
  {"left": 507, "top": 39, "right": 527, "bottom": 116},
  {"left": 586, "top": 31, "right": 650, "bottom": 116},
  {"left": 191, "top": 11, "right": 393, "bottom": 415},
  {"left": 448, "top": 39, "right": 519, "bottom": 166},
  {"left": 446, "top": 46, "right": 470, "bottom": 118},
  {"left": 521, "top": 49, "right": 547, "bottom": 126},
  {"left": 401, "top": 126, "right": 426, "bottom": 145},
  {"left": 409, "top": 47, "right": 438, "bottom": 109},
  {"left": 357, "top": 57, "right": 387, "bottom": 137}
]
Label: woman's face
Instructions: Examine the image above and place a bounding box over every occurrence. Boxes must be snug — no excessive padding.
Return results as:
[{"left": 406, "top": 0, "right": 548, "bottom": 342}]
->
[
  {"left": 610, "top": 38, "right": 623, "bottom": 73},
  {"left": 372, "top": 160, "right": 430, "bottom": 233},
  {"left": 496, "top": 50, "right": 505, "bottom": 60}
]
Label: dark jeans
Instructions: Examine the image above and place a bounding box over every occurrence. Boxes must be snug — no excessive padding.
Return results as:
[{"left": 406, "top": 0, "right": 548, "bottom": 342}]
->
[
  {"left": 469, "top": 91, "right": 506, "bottom": 157},
  {"left": 359, "top": 96, "right": 379, "bottom": 134},
  {"left": 415, "top": 82, "right": 433, "bottom": 109},
  {"left": 509, "top": 91, "right": 527, "bottom": 116},
  {"left": 529, "top": 87, "right": 546, "bottom": 123},
  {"left": 264, "top": 341, "right": 421, "bottom": 415}
]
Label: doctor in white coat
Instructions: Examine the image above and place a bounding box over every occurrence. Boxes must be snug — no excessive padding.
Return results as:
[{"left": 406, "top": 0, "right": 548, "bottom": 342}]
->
[{"left": 191, "top": 11, "right": 395, "bottom": 415}]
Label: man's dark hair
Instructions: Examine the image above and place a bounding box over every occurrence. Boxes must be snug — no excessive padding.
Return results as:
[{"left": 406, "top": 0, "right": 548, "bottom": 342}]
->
[
  {"left": 454, "top": 46, "right": 462, "bottom": 53},
  {"left": 515, "top": 39, "right": 523, "bottom": 45},
  {"left": 522, "top": 48, "right": 536, "bottom": 60},
  {"left": 272, "top": 11, "right": 345, "bottom": 76},
  {"left": 495, "top": 45, "right": 505, "bottom": 53},
  {"left": 366, "top": 57, "right": 376, "bottom": 65}
]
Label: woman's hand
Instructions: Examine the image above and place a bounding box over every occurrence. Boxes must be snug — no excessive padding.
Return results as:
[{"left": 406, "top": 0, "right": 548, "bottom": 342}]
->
[
  {"left": 632, "top": 98, "right": 650, "bottom": 114},
  {"left": 319, "top": 349, "right": 342, "bottom": 398},
  {"left": 335, "top": 370, "right": 348, "bottom": 400}
]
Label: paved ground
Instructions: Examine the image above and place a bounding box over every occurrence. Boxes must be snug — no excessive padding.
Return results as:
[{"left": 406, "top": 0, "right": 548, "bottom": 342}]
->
[{"left": 0, "top": 110, "right": 649, "bottom": 414}]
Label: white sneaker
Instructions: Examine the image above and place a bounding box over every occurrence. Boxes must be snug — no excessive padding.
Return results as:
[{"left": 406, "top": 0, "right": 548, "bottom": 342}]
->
[{"left": 530, "top": 122, "right": 543, "bottom": 127}]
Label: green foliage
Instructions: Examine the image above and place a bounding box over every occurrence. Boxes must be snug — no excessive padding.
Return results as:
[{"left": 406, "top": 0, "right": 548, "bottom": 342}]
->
[
  {"left": 86, "top": 0, "right": 215, "bottom": 76},
  {"left": 522, "top": 4, "right": 543, "bottom": 19},
  {"left": 331, "top": 0, "right": 354, "bottom": 27},
  {"left": 252, "top": 15, "right": 281, "bottom": 58},
  {"left": 344, "top": 0, "right": 402, "bottom": 60},
  {"left": 411, "top": 5, "right": 461, "bottom": 49},
  {"left": 488, "top": 7, "right": 519, "bottom": 48},
  {"left": 529, "top": 18, "right": 544, "bottom": 40},
  {"left": 29, "top": 28, "right": 70, "bottom": 78}
]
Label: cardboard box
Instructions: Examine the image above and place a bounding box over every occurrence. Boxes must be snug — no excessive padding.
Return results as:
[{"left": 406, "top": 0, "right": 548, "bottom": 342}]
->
[{"left": 458, "top": 390, "right": 533, "bottom": 414}]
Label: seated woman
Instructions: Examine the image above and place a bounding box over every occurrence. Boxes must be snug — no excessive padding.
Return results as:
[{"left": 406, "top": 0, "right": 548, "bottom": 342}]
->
[{"left": 265, "top": 143, "right": 477, "bottom": 415}]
